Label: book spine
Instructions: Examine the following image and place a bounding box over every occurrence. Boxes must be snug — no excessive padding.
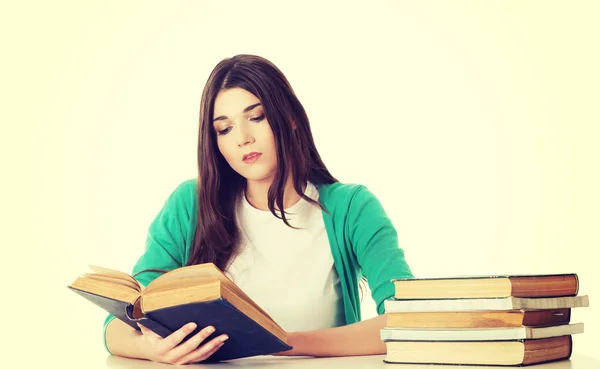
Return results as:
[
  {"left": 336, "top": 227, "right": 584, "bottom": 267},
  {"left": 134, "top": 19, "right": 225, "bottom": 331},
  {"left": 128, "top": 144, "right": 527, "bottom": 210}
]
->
[
  {"left": 522, "top": 309, "right": 570, "bottom": 327},
  {"left": 510, "top": 275, "right": 578, "bottom": 298},
  {"left": 522, "top": 336, "right": 572, "bottom": 365},
  {"left": 125, "top": 304, "right": 173, "bottom": 337}
]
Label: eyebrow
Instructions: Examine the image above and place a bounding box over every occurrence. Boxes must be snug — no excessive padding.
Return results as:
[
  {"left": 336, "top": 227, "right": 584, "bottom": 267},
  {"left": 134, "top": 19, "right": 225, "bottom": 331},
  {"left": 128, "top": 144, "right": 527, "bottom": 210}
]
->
[{"left": 213, "top": 103, "right": 262, "bottom": 123}]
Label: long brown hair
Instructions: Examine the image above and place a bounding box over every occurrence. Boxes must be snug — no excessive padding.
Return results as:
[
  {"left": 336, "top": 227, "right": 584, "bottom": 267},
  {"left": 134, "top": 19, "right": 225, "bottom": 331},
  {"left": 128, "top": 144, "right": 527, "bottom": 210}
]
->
[{"left": 186, "top": 55, "right": 337, "bottom": 269}]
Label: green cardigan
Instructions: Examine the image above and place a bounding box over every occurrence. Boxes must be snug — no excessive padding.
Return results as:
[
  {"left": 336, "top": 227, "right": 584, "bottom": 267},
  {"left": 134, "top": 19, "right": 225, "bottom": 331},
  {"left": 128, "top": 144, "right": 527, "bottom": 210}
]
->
[{"left": 102, "top": 179, "right": 413, "bottom": 352}]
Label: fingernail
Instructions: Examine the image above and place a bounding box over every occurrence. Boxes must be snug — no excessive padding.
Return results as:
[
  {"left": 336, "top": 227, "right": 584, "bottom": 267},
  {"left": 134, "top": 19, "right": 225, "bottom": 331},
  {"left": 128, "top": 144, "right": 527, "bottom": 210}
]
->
[
  {"left": 221, "top": 335, "right": 229, "bottom": 342},
  {"left": 206, "top": 326, "right": 215, "bottom": 333},
  {"left": 187, "top": 323, "right": 197, "bottom": 331}
]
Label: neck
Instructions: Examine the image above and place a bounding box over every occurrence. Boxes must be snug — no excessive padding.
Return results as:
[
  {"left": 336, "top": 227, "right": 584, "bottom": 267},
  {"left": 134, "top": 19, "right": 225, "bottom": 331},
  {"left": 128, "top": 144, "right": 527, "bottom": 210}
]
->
[{"left": 245, "top": 175, "right": 306, "bottom": 211}]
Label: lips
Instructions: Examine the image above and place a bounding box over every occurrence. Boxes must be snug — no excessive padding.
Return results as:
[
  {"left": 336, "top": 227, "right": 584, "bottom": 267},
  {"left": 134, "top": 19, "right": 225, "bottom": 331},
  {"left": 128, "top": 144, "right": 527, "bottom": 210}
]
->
[{"left": 242, "top": 152, "right": 262, "bottom": 163}]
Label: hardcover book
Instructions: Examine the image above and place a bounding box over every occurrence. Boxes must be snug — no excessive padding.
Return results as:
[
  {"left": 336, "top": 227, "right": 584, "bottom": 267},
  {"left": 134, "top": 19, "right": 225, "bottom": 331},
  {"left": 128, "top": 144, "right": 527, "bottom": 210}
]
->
[
  {"left": 391, "top": 274, "right": 579, "bottom": 299},
  {"left": 384, "top": 295, "right": 589, "bottom": 313},
  {"left": 386, "top": 309, "right": 572, "bottom": 328},
  {"left": 68, "top": 263, "right": 291, "bottom": 361},
  {"left": 383, "top": 336, "right": 573, "bottom": 366},
  {"left": 380, "top": 322, "right": 584, "bottom": 341}
]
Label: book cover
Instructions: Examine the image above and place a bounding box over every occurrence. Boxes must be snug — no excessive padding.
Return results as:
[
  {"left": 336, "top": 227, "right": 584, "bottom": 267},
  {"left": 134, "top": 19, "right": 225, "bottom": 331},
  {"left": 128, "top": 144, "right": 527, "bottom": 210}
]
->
[
  {"left": 69, "top": 286, "right": 292, "bottom": 361},
  {"left": 390, "top": 273, "right": 577, "bottom": 282},
  {"left": 380, "top": 322, "right": 584, "bottom": 341},
  {"left": 391, "top": 274, "right": 579, "bottom": 299},
  {"left": 383, "top": 336, "right": 573, "bottom": 366},
  {"left": 385, "top": 309, "right": 572, "bottom": 328},
  {"left": 384, "top": 295, "right": 589, "bottom": 313},
  {"left": 146, "top": 297, "right": 292, "bottom": 361}
]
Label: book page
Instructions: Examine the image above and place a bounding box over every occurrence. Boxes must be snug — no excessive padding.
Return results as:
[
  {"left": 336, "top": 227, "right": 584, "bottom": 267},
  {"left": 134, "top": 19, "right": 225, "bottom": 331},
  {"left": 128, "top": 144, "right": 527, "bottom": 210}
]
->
[
  {"left": 70, "top": 277, "right": 140, "bottom": 304},
  {"left": 84, "top": 273, "right": 141, "bottom": 292},
  {"left": 148, "top": 263, "right": 273, "bottom": 320},
  {"left": 88, "top": 265, "right": 141, "bottom": 289},
  {"left": 144, "top": 276, "right": 219, "bottom": 294}
]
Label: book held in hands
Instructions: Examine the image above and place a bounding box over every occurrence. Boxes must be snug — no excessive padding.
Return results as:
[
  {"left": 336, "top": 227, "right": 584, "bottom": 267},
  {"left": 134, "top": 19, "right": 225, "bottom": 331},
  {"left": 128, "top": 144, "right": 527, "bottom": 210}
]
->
[{"left": 68, "top": 263, "right": 291, "bottom": 361}]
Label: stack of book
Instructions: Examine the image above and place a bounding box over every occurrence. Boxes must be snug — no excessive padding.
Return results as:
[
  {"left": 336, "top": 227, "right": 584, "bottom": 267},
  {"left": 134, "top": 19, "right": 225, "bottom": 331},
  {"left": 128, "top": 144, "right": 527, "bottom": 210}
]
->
[{"left": 381, "top": 274, "right": 589, "bottom": 366}]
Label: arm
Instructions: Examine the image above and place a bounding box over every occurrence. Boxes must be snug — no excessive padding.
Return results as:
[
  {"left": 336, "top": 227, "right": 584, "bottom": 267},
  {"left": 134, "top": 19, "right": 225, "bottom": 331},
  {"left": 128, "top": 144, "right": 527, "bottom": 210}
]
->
[
  {"left": 279, "top": 186, "right": 411, "bottom": 357},
  {"left": 105, "top": 181, "right": 195, "bottom": 356},
  {"left": 349, "top": 186, "right": 413, "bottom": 314},
  {"left": 277, "top": 315, "right": 387, "bottom": 357},
  {"left": 106, "top": 319, "right": 147, "bottom": 359}
]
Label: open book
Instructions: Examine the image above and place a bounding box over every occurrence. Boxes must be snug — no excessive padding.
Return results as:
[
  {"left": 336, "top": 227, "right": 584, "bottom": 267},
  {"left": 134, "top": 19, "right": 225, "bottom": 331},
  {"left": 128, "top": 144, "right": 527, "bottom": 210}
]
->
[{"left": 68, "top": 263, "right": 291, "bottom": 361}]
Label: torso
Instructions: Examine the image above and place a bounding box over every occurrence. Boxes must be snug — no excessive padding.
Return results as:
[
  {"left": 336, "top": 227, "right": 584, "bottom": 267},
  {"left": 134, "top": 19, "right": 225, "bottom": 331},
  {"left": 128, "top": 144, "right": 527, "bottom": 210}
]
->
[{"left": 224, "top": 182, "right": 345, "bottom": 332}]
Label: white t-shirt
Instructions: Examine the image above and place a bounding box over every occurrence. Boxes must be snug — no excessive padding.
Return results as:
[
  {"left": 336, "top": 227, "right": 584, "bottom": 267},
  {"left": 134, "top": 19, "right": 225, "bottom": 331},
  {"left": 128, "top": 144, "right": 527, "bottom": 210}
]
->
[{"left": 224, "top": 182, "right": 345, "bottom": 332}]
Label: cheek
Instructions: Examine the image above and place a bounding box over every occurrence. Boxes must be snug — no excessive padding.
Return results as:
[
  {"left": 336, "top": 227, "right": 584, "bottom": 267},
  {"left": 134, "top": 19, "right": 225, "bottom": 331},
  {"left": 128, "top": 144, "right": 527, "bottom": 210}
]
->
[
  {"left": 260, "top": 130, "right": 277, "bottom": 165},
  {"left": 258, "top": 125, "right": 276, "bottom": 151},
  {"left": 217, "top": 139, "right": 236, "bottom": 163}
]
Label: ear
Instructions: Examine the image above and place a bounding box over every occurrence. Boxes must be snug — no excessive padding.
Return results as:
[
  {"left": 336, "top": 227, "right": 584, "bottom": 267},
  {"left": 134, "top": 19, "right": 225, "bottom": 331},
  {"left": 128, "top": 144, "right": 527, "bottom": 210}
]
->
[{"left": 290, "top": 119, "right": 297, "bottom": 130}]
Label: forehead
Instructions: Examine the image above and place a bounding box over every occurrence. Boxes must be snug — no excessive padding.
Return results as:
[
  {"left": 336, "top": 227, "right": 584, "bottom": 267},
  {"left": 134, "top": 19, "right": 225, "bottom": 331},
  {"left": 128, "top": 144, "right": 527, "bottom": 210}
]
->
[{"left": 213, "top": 88, "right": 261, "bottom": 117}]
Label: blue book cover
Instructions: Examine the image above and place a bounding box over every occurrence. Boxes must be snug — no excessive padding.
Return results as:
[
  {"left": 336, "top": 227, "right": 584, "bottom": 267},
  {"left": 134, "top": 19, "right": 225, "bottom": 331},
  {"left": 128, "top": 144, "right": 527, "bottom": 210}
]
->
[{"left": 69, "top": 287, "right": 292, "bottom": 361}]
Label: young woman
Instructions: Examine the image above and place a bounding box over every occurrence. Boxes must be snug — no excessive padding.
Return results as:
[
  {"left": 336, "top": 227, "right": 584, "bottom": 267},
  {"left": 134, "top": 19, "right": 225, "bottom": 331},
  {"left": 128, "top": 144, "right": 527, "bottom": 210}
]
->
[{"left": 104, "top": 54, "right": 413, "bottom": 365}]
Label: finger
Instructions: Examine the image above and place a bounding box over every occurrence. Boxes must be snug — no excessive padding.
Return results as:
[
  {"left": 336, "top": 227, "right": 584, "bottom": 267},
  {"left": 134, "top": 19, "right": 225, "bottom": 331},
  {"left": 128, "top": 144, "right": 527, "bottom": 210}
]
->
[
  {"left": 158, "top": 323, "right": 197, "bottom": 352},
  {"left": 176, "top": 335, "right": 228, "bottom": 365},
  {"left": 168, "top": 325, "right": 217, "bottom": 360},
  {"left": 137, "top": 323, "right": 161, "bottom": 338},
  {"left": 187, "top": 342, "right": 225, "bottom": 365}
]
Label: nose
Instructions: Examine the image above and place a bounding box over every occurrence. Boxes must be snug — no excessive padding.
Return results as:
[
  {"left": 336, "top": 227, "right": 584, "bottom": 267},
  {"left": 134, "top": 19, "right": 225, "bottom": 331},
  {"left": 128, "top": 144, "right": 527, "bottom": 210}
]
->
[{"left": 236, "top": 122, "right": 254, "bottom": 147}]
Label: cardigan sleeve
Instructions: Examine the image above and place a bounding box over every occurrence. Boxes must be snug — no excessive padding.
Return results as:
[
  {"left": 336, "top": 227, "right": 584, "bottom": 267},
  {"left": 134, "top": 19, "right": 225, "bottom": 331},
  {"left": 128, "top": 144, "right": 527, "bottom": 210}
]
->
[
  {"left": 347, "top": 186, "right": 414, "bottom": 315},
  {"left": 102, "top": 181, "right": 194, "bottom": 354}
]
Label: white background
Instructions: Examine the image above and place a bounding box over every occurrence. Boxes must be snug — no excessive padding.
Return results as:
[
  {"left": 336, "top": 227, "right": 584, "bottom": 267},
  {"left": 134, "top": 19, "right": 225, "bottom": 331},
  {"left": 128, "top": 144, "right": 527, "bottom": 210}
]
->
[{"left": 2, "top": 0, "right": 599, "bottom": 366}]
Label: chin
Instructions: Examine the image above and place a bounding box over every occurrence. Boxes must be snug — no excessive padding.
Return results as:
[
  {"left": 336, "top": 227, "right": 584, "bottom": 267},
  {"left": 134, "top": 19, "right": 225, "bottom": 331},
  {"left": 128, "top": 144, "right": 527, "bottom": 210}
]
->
[
  {"left": 240, "top": 170, "right": 277, "bottom": 183},
  {"left": 244, "top": 175, "right": 275, "bottom": 183}
]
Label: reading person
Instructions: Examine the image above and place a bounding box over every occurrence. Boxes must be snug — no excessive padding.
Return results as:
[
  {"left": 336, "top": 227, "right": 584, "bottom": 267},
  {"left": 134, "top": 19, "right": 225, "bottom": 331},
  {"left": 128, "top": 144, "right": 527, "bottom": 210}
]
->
[{"left": 104, "top": 54, "right": 413, "bottom": 364}]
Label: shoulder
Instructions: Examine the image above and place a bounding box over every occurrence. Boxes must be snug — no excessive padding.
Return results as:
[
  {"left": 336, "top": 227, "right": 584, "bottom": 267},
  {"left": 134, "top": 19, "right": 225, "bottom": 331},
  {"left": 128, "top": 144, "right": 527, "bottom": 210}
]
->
[
  {"left": 316, "top": 182, "right": 380, "bottom": 211},
  {"left": 159, "top": 178, "right": 198, "bottom": 217},
  {"left": 316, "top": 181, "right": 376, "bottom": 202},
  {"left": 171, "top": 178, "right": 198, "bottom": 197},
  {"left": 167, "top": 178, "right": 198, "bottom": 200}
]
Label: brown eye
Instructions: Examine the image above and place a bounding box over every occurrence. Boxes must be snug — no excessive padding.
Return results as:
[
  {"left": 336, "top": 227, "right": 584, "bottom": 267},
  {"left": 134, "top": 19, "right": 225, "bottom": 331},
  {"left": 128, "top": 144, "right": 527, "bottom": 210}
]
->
[
  {"left": 217, "top": 127, "right": 232, "bottom": 135},
  {"left": 249, "top": 114, "right": 265, "bottom": 122}
]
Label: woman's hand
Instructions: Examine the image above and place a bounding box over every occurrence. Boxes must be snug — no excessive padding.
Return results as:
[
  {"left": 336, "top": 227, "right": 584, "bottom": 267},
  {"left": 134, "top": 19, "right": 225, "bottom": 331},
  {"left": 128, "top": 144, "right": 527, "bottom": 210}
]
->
[{"left": 137, "top": 322, "right": 229, "bottom": 365}]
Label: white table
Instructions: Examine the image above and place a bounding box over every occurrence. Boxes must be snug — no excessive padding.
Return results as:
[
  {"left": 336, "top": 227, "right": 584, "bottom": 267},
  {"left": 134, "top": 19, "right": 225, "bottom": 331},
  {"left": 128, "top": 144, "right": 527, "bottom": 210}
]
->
[{"left": 102, "top": 353, "right": 599, "bottom": 368}]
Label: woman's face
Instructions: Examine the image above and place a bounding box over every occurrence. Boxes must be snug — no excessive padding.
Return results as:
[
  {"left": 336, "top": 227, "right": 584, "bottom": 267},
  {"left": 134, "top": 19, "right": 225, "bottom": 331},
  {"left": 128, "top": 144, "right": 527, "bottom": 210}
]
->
[{"left": 213, "top": 88, "right": 278, "bottom": 184}]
